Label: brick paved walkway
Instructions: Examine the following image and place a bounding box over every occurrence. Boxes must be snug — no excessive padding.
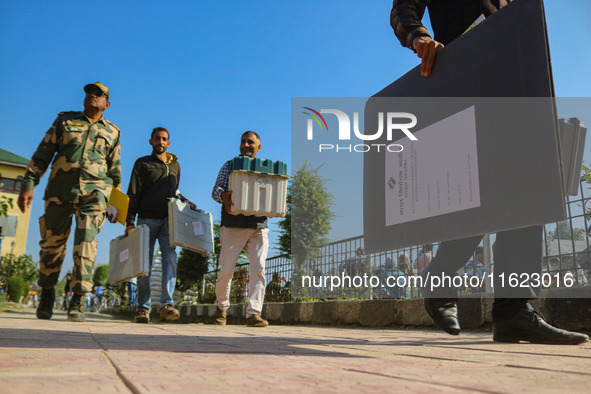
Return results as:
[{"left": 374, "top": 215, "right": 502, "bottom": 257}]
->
[{"left": 0, "top": 309, "right": 590, "bottom": 393}]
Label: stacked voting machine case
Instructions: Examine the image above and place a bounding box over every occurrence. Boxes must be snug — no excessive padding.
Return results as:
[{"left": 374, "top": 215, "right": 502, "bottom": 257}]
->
[
  {"left": 168, "top": 198, "right": 214, "bottom": 256},
  {"left": 559, "top": 118, "right": 587, "bottom": 196},
  {"left": 108, "top": 224, "right": 150, "bottom": 285},
  {"left": 227, "top": 156, "right": 289, "bottom": 217}
]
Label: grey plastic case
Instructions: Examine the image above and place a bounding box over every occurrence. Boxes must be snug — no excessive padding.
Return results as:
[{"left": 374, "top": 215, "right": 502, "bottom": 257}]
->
[
  {"left": 168, "top": 198, "right": 214, "bottom": 256},
  {"left": 108, "top": 224, "right": 150, "bottom": 285}
]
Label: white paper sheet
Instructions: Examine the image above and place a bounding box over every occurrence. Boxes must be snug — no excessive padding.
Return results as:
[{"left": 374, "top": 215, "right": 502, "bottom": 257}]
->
[
  {"left": 385, "top": 106, "right": 481, "bottom": 226},
  {"left": 192, "top": 221, "right": 204, "bottom": 236},
  {"left": 107, "top": 205, "right": 118, "bottom": 222},
  {"left": 119, "top": 248, "right": 129, "bottom": 263}
]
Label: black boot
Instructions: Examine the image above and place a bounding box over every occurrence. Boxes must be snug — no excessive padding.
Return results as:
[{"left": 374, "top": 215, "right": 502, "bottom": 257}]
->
[
  {"left": 493, "top": 307, "right": 589, "bottom": 344},
  {"left": 36, "top": 287, "right": 55, "bottom": 320},
  {"left": 67, "top": 293, "right": 86, "bottom": 322},
  {"left": 424, "top": 298, "right": 461, "bottom": 335}
]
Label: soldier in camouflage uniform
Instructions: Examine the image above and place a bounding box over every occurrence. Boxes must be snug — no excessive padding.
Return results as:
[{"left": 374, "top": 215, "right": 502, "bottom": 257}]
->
[{"left": 17, "top": 82, "right": 121, "bottom": 322}]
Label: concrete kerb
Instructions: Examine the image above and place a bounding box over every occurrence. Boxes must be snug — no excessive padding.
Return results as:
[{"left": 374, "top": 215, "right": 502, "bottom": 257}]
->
[{"left": 102, "top": 290, "right": 591, "bottom": 330}]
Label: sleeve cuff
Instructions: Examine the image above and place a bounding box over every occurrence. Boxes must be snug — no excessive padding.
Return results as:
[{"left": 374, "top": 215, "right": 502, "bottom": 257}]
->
[
  {"left": 408, "top": 28, "right": 431, "bottom": 51},
  {"left": 212, "top": 188, "right": 224, "bottom": 203},
  {"left": 22, "top": 179, "right": 35, "bottom": 191}
]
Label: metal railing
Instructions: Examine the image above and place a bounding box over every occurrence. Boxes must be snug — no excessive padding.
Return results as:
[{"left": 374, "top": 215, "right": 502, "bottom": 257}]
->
[
  {"left": 542, "top": 181, "right": 591, "bottom": 287},
  {"left": 264, "top": 237, "right": 435, "bottom": 300},
  {"left": 203, "top": 179, "right": 591, "bottom": 302}
]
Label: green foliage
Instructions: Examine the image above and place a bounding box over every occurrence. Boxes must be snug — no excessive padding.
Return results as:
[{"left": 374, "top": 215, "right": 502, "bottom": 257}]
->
[
  {"left": 210, "top": 221, "right": 221, "bottom": 272},
  {"left": 200, "top": 272, "right": 217, "bottom": 304},
  {"left": 0, "top": 254, "right": 38, "bottom": 285},
  {"left": 0, "top": 195, "right": 13, "bottom": 217},
  {"left": 287, "top": 161, "right": 335, "bottom": 269},
  {"left": 277, "top": 192, "right": 291, "bottom": 254},
  {"left": 1, "top": 254, "right": 38, "bottom": 303},
  {"left": 582, "top": 164, "right": 591, "bottom": 186},
  {"left": 582, "top": 164, "right": 591, "bottom": 225},
  {"left": 548, "top": 221, "right": 585, "bottom": 241},
  {"left": 93, "top": 264, "right": 109, "bottom": 286},
  {"left": 275, "top": 162, "right": 335, "bottom": 299},
  {"left": 213, "top": 221, "right": 221, "bottom": 255},
  {"left": 176, "top": 248, "right": 210, "bottom": 291},
  {"left": 8, "top": 275, "right": 26, "bottom": 302}
]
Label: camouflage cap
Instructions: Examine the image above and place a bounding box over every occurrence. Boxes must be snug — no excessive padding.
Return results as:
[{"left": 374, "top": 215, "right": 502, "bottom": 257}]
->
[{"left": 83, "top": 81, "right": 109, "bottom": 99}]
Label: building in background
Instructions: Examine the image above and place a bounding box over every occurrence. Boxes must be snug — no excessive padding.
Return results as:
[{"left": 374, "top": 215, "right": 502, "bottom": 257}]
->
[{"left": 0, "top": 148, "right": 31, "bottom": 257}]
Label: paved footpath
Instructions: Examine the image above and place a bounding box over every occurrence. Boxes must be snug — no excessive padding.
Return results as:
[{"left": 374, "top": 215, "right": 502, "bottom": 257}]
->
[{"left": 0, "top": 308, "right": 590, "bottom": 393}]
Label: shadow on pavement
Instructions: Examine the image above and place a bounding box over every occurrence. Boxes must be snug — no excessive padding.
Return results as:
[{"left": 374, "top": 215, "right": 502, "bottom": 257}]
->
[{"left": 0, "top": 309, "right": 513, "bottom": 358}]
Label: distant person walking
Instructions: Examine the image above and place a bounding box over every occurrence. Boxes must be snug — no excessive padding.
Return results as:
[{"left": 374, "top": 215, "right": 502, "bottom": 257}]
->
[
  {"left": 413, "top": 243, "right": 433, "bottom": 273},
  {"left": 127, "top": 277, "right": 137, "bottom": 307},
  {"left": 62, "top": 273, "right": 72, "bottom": 310}
]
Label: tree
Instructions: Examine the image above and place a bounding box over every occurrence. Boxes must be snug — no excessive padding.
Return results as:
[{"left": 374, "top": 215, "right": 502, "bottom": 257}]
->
[
  {"left": 1, "top": 254, "right": 38, "bottom": 302},
  {"left": 176, "top": 248, "right": 210, "bottom": 291},
  {"left": 278, "top": 161, "right": 335, "bottom": 295},
  {"left": 0, "top": 254, "right": 38, "bottom": 285},
  {"left": 277, "top": 192, "right": 291, "bottom": 255},
  {"left": 93, "top": 264, "right": 109, "bottom": 285},
  {"left": 8, "top": 276, "right": 26, "bottom": 302},
  {"left": 548, "top": 221, "right": 585, "bottom": 241}
]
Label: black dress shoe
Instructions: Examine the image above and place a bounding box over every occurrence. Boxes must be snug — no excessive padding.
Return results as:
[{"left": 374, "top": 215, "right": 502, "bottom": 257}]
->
[
  {"left": 424, "top": 298, "right": 461, "bottom": 335},
  {"left": 493, "top": 308, "right": 589, "bottom": 344}
]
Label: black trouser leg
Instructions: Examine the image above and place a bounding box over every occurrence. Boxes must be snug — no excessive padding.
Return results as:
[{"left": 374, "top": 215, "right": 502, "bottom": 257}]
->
[{"left": 422, "top": 235, "right": 483, "bottom": 297}]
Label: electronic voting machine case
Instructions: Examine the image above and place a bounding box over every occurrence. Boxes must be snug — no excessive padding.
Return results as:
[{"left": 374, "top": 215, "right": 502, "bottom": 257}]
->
[
  {"left": 108, "top": 224, "right": 150, "bottom": 284},
  {"left": 168, "top": 198, "right": 214, "bottom": 256}
]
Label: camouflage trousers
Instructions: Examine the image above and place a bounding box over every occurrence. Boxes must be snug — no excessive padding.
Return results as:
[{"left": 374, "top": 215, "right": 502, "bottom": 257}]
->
[{"left": 38, "top": 191, "right": 107, "bottom": 293}]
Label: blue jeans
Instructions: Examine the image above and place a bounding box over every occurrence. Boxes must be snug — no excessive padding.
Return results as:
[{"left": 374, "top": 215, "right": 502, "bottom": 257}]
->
[
  {"left": 84, "top": 292, "right": 92, "bottom": 311},
  {"left": 127, "top": 281, "right": 137, "bottom": 306},
  {"left": 136, "top": 217, "right": 177, "bottom": 311}
]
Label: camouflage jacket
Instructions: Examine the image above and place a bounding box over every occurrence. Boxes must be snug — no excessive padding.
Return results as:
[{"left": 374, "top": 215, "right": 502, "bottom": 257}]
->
[
  {"left": 265, "top": 281, "right": 284, "bottom": 296},
  {"left": 22, "top": 111, "right": 122, "bottom": 202}
]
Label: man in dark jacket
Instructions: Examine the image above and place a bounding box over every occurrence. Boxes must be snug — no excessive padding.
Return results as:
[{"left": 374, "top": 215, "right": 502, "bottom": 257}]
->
[
  {"left": 390, "top": 0, "right": 588, "bottom": 344},
  {"left": 126, "top": 127, "right": 194, "bottom": 323}
]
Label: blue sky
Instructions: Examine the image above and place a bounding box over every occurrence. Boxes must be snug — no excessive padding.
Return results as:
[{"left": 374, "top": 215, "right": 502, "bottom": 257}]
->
[{"left": 1, "top": 1, "right": 590, "bottom": 277}]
